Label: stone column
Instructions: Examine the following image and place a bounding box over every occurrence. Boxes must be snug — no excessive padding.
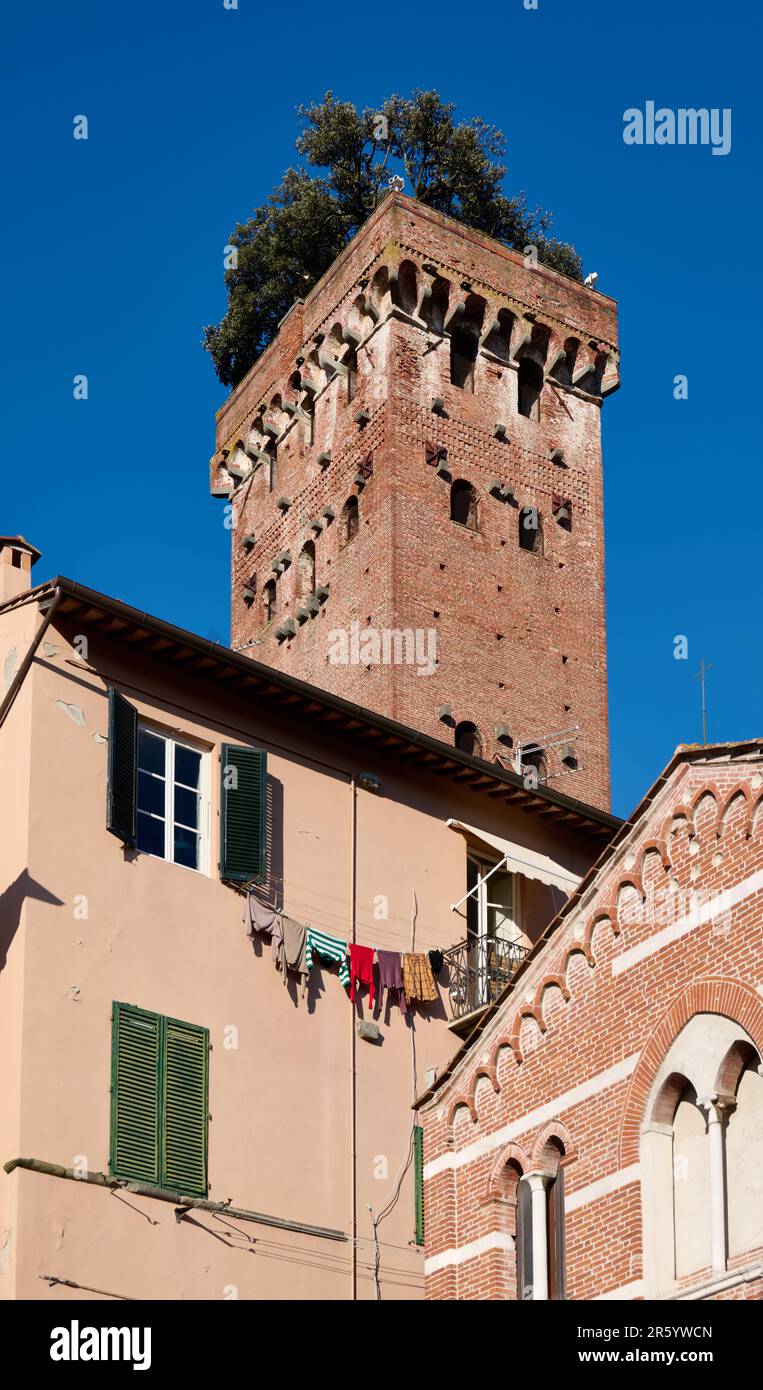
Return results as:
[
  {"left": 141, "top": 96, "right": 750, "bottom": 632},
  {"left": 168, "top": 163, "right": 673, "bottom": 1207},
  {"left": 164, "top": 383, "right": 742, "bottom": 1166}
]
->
[
  {"left": 698, "top": 1093, "right": 734, "bottom": 1276},
  {"left": 527, "top": 1171, "right": 550, "bottom": 1301}
]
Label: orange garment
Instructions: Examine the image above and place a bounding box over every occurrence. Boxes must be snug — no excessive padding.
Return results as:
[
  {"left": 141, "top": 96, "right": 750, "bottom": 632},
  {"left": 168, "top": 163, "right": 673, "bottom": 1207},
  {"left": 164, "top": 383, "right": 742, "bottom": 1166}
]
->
[{"left": 402, "top": 952, "right": 438, "bottom": 1004}]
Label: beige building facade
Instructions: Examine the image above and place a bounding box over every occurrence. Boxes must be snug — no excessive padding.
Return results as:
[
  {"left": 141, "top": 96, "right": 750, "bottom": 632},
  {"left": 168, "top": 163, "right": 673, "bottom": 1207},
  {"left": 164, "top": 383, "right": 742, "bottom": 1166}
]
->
[{"left": 0, "top": 543, "right": 617, "bottom": 1301}]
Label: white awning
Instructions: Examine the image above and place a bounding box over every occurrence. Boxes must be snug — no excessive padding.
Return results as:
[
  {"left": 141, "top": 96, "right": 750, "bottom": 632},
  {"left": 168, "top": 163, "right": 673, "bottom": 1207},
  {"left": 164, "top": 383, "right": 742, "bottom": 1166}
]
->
[{"left": 447, "top": 819, "right": 581, "bottom": 895}]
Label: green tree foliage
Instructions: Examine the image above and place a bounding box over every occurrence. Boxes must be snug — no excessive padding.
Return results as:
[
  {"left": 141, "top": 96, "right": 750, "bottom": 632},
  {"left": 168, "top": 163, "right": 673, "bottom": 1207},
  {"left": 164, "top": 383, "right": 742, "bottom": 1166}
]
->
[{"left": 204, "top": 91, "right": 584, "bottom": 388}]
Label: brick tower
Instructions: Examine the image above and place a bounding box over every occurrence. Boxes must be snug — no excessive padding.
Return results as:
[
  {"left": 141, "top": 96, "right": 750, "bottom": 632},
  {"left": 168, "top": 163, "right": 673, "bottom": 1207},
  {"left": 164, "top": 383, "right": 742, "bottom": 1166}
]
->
[{"left": 211, "top": 194, "right": 620, "bottom": 808}]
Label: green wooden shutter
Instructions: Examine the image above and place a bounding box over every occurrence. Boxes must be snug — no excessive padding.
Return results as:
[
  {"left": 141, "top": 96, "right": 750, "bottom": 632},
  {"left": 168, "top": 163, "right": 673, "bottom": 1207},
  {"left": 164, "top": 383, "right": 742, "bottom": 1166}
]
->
[
  {"left": 219, "top": 743, "right": 268, "bottom": 882},
  {"left": 110, "top": 1003, "right": 161, "bottom": 1186},
  {"left": 106, "top": 688, "right": 138, "bottom": 847},
  {"left": 413, "top": 1124, "right": 425, "bottom": 1245},
  {"left": 161, "top": 1017, "right": 208, "bottom": 1197}
]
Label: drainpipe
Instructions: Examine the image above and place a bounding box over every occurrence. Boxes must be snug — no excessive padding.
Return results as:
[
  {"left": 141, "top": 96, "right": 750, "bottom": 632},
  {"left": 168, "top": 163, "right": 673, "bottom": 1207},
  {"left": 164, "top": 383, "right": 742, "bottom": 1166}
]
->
[
  {"left": 350, "top": 773, "right": 358, "bottom": 1299},
  {"left": 0, "top": 587, "right": 62, "bottom": 732}
]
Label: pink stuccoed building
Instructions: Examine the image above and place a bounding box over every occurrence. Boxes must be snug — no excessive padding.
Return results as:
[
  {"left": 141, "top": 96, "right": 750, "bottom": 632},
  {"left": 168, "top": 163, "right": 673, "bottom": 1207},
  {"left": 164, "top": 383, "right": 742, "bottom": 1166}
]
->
[{"left": 0, "top": 537, "right": 615, "bottom": 1300}]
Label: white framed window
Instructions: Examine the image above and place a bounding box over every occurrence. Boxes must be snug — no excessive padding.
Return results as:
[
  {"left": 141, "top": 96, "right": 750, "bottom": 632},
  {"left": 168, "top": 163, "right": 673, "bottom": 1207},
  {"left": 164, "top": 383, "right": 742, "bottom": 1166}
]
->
[
  {"left": 136, "top": 726, "right": 209, "bottom": 873},
  {"left": 465, "top": 855, "right": 522, "bottom": 1007}
]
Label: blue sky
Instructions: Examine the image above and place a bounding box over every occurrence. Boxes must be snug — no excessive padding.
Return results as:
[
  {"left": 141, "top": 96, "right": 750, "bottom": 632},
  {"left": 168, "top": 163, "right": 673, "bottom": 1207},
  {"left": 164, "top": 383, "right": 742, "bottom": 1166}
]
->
[{"left": 2, "top": 0, "right": 760, "bottom": 817}]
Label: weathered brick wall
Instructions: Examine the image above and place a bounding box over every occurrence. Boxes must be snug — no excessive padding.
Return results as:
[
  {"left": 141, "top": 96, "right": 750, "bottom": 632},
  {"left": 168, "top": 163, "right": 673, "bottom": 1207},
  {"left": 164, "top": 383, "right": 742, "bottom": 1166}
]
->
[
  {"left": 418, "top": 754, "right": 763, "bottom": 1300},
  {"left": 213, "top": 194, "right": 619, "bottom": 809}
]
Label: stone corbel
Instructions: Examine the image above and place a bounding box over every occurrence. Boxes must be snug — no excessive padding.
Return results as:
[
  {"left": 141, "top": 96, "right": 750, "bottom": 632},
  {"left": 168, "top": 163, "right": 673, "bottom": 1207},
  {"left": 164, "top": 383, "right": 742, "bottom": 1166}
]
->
[{"left": 443, "top": 300, "right": 465, "bottom": 334}]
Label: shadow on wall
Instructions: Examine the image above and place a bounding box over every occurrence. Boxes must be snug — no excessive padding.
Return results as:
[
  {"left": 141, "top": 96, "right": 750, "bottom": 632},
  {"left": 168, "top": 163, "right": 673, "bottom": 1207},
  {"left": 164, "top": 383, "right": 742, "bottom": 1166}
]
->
[{"left": 0, "top": 869, "right": 64, "bottom": 971}]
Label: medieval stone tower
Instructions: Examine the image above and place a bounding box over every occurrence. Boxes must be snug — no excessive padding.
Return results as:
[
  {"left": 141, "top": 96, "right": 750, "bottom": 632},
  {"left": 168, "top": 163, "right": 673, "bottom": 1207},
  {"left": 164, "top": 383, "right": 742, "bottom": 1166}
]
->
[{"left": 210, "top": 194, "right": 620, "bottom": 809}]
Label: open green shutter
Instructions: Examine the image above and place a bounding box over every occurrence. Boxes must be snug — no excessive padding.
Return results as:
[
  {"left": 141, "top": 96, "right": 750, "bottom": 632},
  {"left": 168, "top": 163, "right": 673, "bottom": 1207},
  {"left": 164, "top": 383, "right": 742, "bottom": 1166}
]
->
[
  {"left": 110, "top": 1003, "right": 160, "bottom": 1186},
  {"left": 161, "top": 1017, "right": 208, "bottom": 1197},
  {"left": 220, "top": 743, "right": 268, "bottom": 882},
  {"left": 106, "top": 688, "right": 138, "bottom": 847},
  {"left": 414, "top": 1124, "right": 425, "bottom": 1245}
]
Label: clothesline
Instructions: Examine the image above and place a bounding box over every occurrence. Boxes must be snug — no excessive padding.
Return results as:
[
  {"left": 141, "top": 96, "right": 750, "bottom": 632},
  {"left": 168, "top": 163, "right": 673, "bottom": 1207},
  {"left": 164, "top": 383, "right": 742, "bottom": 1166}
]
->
[
  {"left": 237, "top": 869, "right": 444, "bottom": 939},
  {"left": 236, "top": 878, "right": 446, "bottom": 952},
  {"left": 243, "top": 891, "right": 443, "bottom": 1011}
]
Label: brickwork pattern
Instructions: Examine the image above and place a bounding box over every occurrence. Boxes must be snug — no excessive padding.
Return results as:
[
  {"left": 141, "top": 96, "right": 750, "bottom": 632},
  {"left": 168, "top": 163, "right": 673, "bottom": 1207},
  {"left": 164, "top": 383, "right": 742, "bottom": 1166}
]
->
[
  {"left": 418, "top": 756, "right": 763, "bottom": 1300},
  {"left": 212, "top": 195, "right": 619, "bottom": 809}
]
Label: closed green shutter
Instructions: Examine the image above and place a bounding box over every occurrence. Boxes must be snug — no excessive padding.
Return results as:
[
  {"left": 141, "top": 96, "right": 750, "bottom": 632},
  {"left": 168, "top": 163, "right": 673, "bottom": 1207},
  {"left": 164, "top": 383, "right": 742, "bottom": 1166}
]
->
[
  {"left": 219, "top": 743, "right": 268, "bottom": 882},
  {"left": 110, "top": 1003, "right": 160, "bottom": 1186},
  {"left": 162, "top": 1017, "right": 208, "bottom": 1197},
  {"left": 110, "top": 1004, "right": 208, "bottom": 1197},
  {"left": 413, "top": 1124, "right": 425, "bottom": 1246},
  {"left": 106, "top": 688, "right": 138, "bottom": 847}
]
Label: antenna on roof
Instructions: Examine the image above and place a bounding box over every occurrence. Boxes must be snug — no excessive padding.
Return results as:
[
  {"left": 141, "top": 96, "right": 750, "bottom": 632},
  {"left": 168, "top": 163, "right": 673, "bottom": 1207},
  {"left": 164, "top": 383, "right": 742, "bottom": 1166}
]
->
[{"left": 694, "top": 659, "right": 714, "bottom": 744}]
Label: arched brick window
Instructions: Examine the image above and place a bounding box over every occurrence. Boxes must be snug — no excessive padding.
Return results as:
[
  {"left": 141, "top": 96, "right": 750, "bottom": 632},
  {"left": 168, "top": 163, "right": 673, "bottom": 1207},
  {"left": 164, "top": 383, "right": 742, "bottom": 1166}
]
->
[
  {"left": 517, "top": 357, "right": 543, "bottom": 419},
  {"left": 298, "top": 542, "right": 315, "bottom": 599},
  {"left": 641, "top": 1014, "right": 763, "bottom": 1296},
  {"left": 450, "top": 480, "right": 478, "bottom": 530},
  {"left": 519, "top": 505, "right": 543, "bottom": 554},
  {"left": 262, "top": 580, "right": 276, "bottom": 624},
  {"left": 341, "top": 496, "right": 359, "bottom": 545},
  {"left": 455, "top": 721, "right": 482, "bottom": 757}
]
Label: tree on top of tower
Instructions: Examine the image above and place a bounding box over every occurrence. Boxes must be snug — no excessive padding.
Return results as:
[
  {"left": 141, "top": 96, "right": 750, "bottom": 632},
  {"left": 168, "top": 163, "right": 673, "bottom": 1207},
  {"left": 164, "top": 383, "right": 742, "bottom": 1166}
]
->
[{"left": 203, "top": 90, "right": 584, "bottom": 389}]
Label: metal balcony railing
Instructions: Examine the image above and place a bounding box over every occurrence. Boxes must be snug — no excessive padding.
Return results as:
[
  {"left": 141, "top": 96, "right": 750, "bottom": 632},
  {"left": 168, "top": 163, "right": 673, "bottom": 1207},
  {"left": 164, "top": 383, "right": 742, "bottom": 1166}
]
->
[{"left": 443, "top": 933, "right": 528, "bottom": 1022}]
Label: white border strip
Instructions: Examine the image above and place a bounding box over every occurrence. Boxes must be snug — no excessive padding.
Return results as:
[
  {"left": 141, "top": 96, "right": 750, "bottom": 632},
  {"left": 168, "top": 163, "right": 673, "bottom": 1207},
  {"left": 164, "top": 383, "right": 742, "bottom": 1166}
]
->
[
  {"left": 425, "top": 1231, "right": 514, "bottom": 1276},
  {"left": 612, "top": 868, "right": 763, "bottom": 976},
  {"left": 595, "top": 1279, "right": 644, "bottom": 1300},
  {"left": 424, "top": 1053, "right": 638, "bottom": 1179},
  {"left": 565, "top": 1163, "right": 640, "bottom": 1213}
]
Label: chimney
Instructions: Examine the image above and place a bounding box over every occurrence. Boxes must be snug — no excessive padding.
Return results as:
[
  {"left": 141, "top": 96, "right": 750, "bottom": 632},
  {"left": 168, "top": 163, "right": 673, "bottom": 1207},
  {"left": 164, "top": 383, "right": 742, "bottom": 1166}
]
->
[{"left": 0, "top": 536, "right": 41, "bottom": 603}]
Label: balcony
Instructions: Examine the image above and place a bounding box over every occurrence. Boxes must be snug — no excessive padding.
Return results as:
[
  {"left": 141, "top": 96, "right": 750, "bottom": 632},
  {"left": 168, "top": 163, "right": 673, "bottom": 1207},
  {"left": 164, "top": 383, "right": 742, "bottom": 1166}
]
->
[{"left": 443, "top": 933, "right": 528, "bottom": 1031}]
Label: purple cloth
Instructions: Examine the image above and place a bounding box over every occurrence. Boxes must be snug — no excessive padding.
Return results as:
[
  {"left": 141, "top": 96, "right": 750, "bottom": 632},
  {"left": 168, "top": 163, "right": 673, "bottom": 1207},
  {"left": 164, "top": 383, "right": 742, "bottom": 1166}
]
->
[
  {"left": 377, "top": 949, "right": 407, "bottom": 1013},
  {"left": 243, "top": 894, "right": 283, "bottom": 964}
]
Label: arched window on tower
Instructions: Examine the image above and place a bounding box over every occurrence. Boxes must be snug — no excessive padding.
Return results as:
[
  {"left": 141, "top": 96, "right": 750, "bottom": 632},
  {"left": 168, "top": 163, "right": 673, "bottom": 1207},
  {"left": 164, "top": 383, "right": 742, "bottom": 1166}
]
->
[
  {"left": 262, "top": 580, "right": 276, "bottom": 624},
  {"left": 345, "top": 346, "right": 358, "bottom": 404},
  {"left": 298, "top": 542, "right": 316, "bottom": 599},
  {"left": 519, "top": 506, "right": 543, "bottom": 554},
  {"left": 450, "top": 480, "right": 478, "bottom": 530},
  {"left": 450, "top": 327, "right": 478, "bottom": 391},
  {"left": 341, "top": 495, "right": 359, "bottom": 545},
  {"left": 517, "top": 357, "right": 544, "bottom": 419},
  {"left": 455, "top": 721, "right": 482, "bottom": 757}
]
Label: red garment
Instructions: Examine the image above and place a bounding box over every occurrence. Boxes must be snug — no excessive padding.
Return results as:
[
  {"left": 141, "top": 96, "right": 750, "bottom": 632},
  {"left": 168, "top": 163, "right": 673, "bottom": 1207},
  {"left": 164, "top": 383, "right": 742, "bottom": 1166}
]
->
[{"left": 349, "top": 943, "right": 375, "bottom": 1007}]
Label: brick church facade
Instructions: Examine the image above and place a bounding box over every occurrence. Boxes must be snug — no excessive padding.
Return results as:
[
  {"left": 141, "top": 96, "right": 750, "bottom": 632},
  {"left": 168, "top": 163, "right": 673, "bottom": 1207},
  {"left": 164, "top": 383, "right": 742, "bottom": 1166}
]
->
[
  {"left": 211, "top": 193, "right": 620, "bottom": 810},
  {"left": 416, "top": 742, "right": 763, "bottom": 1302}
]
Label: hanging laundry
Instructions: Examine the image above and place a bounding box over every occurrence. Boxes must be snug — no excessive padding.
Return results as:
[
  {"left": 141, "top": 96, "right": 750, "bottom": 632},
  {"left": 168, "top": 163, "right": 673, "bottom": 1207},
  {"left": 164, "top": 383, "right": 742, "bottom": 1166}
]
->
[
  {"left": 306, "top": 926, "right": 350, "bottom": 990},
  {"left": 349, "top": 943, "right": 376, "bottom": 1007},
  {"left": 402, "top": 952, "right": 438, "bottom": 1005},
  {"left": 276, "top": 916, "right": 309, "bottom": 996},
  {"left": 243, "top": 893, "right": 283, "bottom": 963},
  {"left": 428, "top": 949, "right": 444, "bottom": 976},
  {"left": 377, "top": 949, "right": 407, "bottom": 1013}
]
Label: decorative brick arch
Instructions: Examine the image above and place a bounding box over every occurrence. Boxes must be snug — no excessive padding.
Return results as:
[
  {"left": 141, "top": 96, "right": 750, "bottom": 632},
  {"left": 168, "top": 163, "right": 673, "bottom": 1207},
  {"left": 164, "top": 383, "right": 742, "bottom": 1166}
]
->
[
  {"left": 485, "top": 1140, "right": 530, "bottom": 1199},
  {"left": 468, "top": 1062, "right": 500, "bottom": 1112},
  {"left": 715, "top": 1038, "right": 761, "bottom": 1096},
  {"left": 531, "top": 1119, "right": 577, "bottom": 1173},
  {"left": 446, "top": 1094, "right": 477, "bottom": 1130},
  {"left": 636, "top": 838, "right": 672, "bottom": 877},
  {"left": 716, "top": 783, "right": 754, "bottom": 839},
  {"left": 618, "top": 978, "right": 763, "bottom": 1166}
]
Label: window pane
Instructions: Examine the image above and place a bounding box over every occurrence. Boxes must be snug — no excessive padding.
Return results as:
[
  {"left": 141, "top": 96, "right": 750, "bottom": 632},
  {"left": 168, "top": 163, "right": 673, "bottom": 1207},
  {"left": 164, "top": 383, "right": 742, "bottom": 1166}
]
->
[
  {"left": 174, "top": 785, "right": 199, "bottom": 830},
  {"left": 138, "top": 730, "right": 165, "bottom": 776},
  {"left": 174, "top": 825, "right": 199, "bottom": 870},
  {"left": 175, "top": 745, "right": 201, "bottom": 790},
  {"left": 138, "top": 769, "right": 165, "bottom": 817},
  {"left": 137, "top": 811, "right": 165, "bottom": 859},
  {"left": 487, "top": 870, "right": 518, "bottom": 941}
]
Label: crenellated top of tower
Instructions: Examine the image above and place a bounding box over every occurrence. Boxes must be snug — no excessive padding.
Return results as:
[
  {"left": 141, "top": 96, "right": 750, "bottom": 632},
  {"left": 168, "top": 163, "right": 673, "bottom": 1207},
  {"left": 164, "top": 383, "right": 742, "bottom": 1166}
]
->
[{"left": 210, "top": 193, "right": 619, "bottom": 499}]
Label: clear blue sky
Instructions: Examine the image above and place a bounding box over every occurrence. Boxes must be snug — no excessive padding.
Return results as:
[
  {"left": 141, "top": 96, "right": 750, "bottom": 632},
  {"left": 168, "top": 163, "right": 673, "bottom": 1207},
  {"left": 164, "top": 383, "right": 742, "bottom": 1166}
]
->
[{"left": 2, "top": 0, "right": 760, "bottom": 817}]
